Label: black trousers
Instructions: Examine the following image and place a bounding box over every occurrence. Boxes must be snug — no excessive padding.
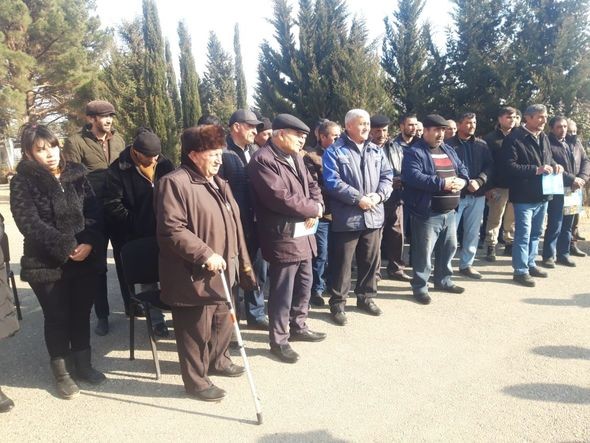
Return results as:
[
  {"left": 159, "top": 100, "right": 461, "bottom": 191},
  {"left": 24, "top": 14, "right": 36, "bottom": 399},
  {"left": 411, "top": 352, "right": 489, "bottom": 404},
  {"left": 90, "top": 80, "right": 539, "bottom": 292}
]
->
[
  {"left": 328, "top": 228, "right": 381, "bottom": 309},
  {"left": 267, "top": 259, "right": 312, "bottom": 346},
  {"left": 30, "top": 268, "right": 98, "bottom": 359},
  {"left": 171, "top": 304, "right": 233, "bottom": 392},
  {"left": 382, "top": 201, "right": 405, "bottom": 273}
]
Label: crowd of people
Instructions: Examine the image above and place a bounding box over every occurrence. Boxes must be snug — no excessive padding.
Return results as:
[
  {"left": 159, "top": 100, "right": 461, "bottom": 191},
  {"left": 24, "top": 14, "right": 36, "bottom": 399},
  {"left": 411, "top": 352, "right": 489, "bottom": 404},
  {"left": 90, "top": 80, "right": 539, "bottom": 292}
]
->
[{"left": 0, "top": 99, "right": 587, "bottom": 409}]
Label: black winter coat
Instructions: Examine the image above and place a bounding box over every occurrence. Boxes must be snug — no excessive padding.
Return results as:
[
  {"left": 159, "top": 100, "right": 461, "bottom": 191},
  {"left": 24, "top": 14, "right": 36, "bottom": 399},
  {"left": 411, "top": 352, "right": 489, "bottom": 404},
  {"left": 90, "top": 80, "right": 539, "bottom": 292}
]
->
[
  {"left": 501, "top": 127, "right": 556, "bottom": 204},
  {"left": 103, "top": 147, "right": 174, "bottom": 243},
  {"left": 483, "top": 127, "right": 510, "bottom": 188},
  {"left": 10, "top": 160, "right": 103, "bottom": 283},
  {"left": 548, "top": 133, "right": 590, "bottom": 186},
  {"left": 446, "top": 135, "right": 494, "bottom": 196}
]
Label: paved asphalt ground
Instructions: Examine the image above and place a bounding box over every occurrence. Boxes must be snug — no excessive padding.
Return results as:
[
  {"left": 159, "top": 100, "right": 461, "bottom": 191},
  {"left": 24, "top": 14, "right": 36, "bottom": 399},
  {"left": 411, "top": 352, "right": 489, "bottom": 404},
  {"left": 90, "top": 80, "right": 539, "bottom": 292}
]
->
[{"left": 0, "top": 183, "right": 589, "bottom": 442}]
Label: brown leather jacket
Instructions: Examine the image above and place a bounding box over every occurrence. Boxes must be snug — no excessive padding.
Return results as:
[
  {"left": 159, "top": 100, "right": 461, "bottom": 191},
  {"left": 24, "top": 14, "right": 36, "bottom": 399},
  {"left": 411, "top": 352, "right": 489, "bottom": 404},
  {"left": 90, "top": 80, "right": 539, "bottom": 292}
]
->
[{"left": 155, "top": 164, "right": 254, "bottom": 307}]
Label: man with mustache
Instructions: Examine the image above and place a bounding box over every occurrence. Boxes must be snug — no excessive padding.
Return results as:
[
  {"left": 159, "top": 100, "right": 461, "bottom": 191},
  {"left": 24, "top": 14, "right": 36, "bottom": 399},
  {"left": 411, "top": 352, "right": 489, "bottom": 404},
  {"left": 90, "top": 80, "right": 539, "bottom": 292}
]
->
[
  {"left": 402, "top": 114, "right": 469, "bottom": 305},
  {"left": 64, "top": 100, "right": 126, "bottom": 336}
]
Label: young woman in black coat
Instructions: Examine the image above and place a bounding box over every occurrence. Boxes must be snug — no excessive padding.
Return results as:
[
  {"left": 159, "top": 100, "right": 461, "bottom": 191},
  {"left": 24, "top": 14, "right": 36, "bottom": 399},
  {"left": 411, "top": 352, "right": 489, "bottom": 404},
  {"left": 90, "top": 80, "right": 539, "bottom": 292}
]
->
[{"left": 10, "top": 124, "right": 106, "bottom": 399}]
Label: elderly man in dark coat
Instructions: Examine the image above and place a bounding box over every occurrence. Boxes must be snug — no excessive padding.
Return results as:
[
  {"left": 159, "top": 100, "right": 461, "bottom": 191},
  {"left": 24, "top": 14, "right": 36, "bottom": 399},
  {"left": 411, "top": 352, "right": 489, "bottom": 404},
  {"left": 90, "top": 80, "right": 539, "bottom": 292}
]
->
[{"left": 248, "top": 114, "right": 327, "bottom": 364}]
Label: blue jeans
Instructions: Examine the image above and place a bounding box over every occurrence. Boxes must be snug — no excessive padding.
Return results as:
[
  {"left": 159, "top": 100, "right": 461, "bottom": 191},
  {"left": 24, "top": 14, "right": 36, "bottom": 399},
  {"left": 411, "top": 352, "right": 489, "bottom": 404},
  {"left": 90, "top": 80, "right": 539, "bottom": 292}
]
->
[
  {"left": 245, "top": 249, "right": 268, "bottom": 324},
  {"left": 542, "top": 195, "right": 574, "bottom": 260},
  {"left": 455, "top": 195, "right": 486, "bottom": 269},
  {"left": 410, "top": 212, "right": 457, "bottom": 295},
  {"left": 512, "top": 201, "right": 547, "bottom": 275},
  {"left": 311, "top": 221, "right": 330, "bottom": 295}
]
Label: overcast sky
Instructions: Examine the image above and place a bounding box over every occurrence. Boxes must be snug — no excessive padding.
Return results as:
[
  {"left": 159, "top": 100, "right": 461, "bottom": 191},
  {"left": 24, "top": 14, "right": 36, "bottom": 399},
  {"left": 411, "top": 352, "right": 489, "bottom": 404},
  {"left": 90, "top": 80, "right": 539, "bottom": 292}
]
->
[{"left": 94, "top": 0, "right": 453, "bottom": 100}]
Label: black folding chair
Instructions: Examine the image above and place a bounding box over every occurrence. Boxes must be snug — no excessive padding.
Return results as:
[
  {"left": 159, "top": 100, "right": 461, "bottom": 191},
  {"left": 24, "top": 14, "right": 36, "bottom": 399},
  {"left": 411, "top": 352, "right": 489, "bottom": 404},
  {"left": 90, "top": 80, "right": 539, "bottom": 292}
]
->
[
  {"left": 120, "top": 237, "right": 170, "bottom": 380},
  {"left": 1, "top": 234, "right": 22, "bottom": 320}
]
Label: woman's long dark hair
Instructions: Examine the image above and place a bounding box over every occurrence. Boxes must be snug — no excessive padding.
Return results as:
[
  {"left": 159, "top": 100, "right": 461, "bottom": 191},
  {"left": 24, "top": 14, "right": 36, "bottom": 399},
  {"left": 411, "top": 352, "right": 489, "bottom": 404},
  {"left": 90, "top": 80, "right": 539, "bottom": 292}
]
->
[{"left": 19, "top": 123, "right": 66, "bottom": 168}]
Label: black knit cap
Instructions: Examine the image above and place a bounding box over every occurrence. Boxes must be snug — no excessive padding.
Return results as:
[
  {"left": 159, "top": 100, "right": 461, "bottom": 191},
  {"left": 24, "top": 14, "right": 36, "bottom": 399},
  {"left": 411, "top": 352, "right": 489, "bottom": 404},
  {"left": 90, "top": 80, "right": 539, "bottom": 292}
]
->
[
  {"left": 258, "top": 117, "right": 272, "bottom": 132},
  {"left": 272, "top": 114, "right": 310, "bottom": 134},
  {"left": 133, "top": 128, "right": 161, "bottom": 156},
  {"left": 422, "top": 114, "right": 450, "bottom": 128},
  {"left": 370, "top": 114, "right": 391, "bottom": 128}
]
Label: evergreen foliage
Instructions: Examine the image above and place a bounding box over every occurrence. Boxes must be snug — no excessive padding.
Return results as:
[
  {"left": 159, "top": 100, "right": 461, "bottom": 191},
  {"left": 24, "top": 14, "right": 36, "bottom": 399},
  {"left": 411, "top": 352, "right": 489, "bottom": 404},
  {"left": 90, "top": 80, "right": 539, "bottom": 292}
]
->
[
  {"left": 165, "top": 39, "right": 183, "bottom": 132},
  {"left": 200, "top": 31, "right": 237, "bottom": 125},
  {"left": 178, "top": 20, "right": 201, "bottom": 128},
  {"left": 234, "top": 24, "right": 248, "bottom": 110}
]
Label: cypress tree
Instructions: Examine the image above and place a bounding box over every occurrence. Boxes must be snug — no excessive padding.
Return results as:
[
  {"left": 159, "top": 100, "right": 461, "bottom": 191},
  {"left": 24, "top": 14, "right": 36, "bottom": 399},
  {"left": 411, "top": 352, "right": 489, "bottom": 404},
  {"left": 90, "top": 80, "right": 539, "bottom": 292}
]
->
[
  {"left": 178, "top": 20, "right": 201, "bottom": 128},
  {"left": 234, "top": 23, "right": 248, "bottom": 109},
  {"left": 200, "top": 31, "right": 237, "bottom": 125},
  {"left": 142, "top": 0, "right": 177, "bottom": 161},
  {"left": 381, "top": 0, "right": 429, "bottom": 115},
  {"left": 165, "top": 38, "right": 183, "bottom": 132}
]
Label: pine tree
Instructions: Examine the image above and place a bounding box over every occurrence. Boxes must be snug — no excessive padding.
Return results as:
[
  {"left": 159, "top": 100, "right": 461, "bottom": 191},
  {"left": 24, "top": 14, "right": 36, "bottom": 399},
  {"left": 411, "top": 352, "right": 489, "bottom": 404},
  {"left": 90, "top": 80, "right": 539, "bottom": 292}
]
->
[
  {"left": 99, "top": 18, "right": 147, "bottom": 142},
  {"left": 381, "top": 0, "right": 429, "bottom": 115},
  {"left": 142, "top": 0, "right": 178, "bottom": 161},
  {"left": 0, "top": 0, "right": 109, "bottom": 137},
  {"left": 200, "top": 31, "right": 237, "bottom": 125},
  {"left": 178, "top": 21, "right": 201, "bottom": 128},
  {"left": 255, "top": 0, "right": 389, "bottom": 126},
  {"left": 234, "top": 24, "right": 248, "bottom": 109},
  {"left": 165, "top": 39, "right": 183, "bottom": 132}
]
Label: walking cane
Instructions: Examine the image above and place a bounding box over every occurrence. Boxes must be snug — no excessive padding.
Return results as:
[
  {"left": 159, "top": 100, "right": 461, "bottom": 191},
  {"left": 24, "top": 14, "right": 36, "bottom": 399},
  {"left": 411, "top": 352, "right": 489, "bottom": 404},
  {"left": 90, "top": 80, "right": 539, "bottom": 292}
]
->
[{"left": 219, "top": 270, "right": 263, "bottom": 425}]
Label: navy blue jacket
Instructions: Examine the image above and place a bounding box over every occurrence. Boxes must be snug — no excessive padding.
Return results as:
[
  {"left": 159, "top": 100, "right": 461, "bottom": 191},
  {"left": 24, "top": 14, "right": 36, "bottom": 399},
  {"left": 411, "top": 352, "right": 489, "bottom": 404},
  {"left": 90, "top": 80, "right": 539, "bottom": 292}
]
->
[
  {"left": 323, "top": 133, "right": 393, "bottom": 232},
  {"left": 548, "top": 133, "right": 590, "bottom": 186},
  {"left": 401, "top": 139, "right": 469, "bottom": 219}
]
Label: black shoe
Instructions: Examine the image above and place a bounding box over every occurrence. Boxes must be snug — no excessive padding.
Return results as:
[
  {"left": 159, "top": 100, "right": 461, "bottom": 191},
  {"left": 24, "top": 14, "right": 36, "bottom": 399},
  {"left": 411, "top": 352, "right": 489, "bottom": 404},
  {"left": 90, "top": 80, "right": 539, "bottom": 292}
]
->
[
  {"left": 503, "top": 244, "right": 513, "bottom": 256},
  {"left": 290, "top": 329, "right": 327, "bottom": 342},
  {"left": 387, "top": 270, "right": 412, "bottom": 282},
  {"left": 556, "top": 256, "right": 576, "bottom": 267},
  {"left": 529, "top": 267, "right": 548, "bottom": 278},
  {"left": 125, "top": 304, "right": 146, "bottom": 318},
  {"left": 330, "top": 309, "right": 347, "bottom": 326},
  {"left": 310, "top": 293, "right": 325, "bottom": 307},
  {"left": 0, "top": 388, "right": 14, "bottom": 413},
  {"left": 541, "top": 258, "right": 555, "bottom": 269},
  {"left": 72, "top": 349, "right": 106, "bottom": 385},
  {"left": 94, "top": 318, "right": 109, "bottom": 336},
  {"left": 248, "top": 316, "right": 269, "bottom": 330},
  {"left": 570, "top": 245, "right": 586, "bottom": 257},
  {"left": 209, "top": 363, "right": 245, "bottom": 377},
  {"left": 153, "top": 322, "right": 170, "bottom": 339},
  {"left": 434, "top": 284, "right": 465, "bottom": 294},
  {"left": 413, "top": 293, "right": 431, "bottom": 305},
  {"left": 356, "top": 299, "right": 382, "bottom": 316},
  {"left": 486, "top": 246, "right": 496, "bottom": 262},
  {"left": 513, "top": 273, "right": 535, "bottom": 287},
  {"left": 50, "top": 358, "right": 80, "bottom": 399},
  {"left": 270, "top": 343, "right": 299, "bottom": 363},
  {"left": 189, "top": 385, "right": 226, "bottom": 402},
  {"left": 459, "top": 267, "right": 482, "bottom": 279}
]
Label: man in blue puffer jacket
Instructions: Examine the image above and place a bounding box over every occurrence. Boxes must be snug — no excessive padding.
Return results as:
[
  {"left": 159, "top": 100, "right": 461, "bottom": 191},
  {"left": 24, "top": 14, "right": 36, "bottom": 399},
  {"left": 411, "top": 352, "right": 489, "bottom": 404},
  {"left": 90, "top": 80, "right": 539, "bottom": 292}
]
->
[{"left": 323, "top": 109, "right": 393, "bottom": 326}]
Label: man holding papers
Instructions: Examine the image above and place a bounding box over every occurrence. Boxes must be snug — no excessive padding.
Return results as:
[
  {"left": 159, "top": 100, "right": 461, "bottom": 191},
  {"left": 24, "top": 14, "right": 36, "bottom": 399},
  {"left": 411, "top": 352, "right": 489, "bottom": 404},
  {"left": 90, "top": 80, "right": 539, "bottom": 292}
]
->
[
  {"left": 248, "top": 114, "right": 326, "bottom": 364},
  {"left": 541, "top": 116, "right": 590, "bottom": 268},
  {"left": 501, "top": 104, "right": 563, "bottom": 287}
]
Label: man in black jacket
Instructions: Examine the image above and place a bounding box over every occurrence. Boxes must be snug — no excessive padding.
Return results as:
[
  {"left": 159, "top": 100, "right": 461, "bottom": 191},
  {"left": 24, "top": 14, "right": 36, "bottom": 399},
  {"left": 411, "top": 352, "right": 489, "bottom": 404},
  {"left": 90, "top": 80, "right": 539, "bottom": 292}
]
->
[
  {"left": 541, "top": 116, "right": 590, "bottom": 267},
  {"left": 218, "top": 109, "right": 269, "bottom": 330},
  {"left": 483, "top": 106, "right": 518, "bottom": 261},
  {"left": 501, "top": 104, "right": 563, "bottom": 287},
  {"left": 103, "top": 128, "right": 174, "bottom": 337},
  {"left": 566, "top": 119, "right": 588, "bottom": 256},
  {"left": 447, "top": 113, "right": 493, "bottom": 279}
]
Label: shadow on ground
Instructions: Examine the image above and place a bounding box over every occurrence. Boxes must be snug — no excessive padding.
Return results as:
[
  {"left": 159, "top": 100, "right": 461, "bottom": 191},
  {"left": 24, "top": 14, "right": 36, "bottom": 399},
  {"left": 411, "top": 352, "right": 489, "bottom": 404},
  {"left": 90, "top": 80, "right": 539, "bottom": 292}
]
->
[
  {"left": 258, "top": 430, "right": 349, "bottom": 442},
  {"left": 522, "top": 293, "right": 590, "bottom": 308},
  {"left": 531, "top": 345, "right": 590, "bottom": 360},
  {"left": 502, "top": 383, "right": 590, "bottom": 404}
]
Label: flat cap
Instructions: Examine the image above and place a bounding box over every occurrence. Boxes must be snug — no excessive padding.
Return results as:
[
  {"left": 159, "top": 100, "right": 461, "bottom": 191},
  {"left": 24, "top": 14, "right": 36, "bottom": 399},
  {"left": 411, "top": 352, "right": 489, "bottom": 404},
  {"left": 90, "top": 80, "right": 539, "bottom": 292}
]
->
[
  {"left": 370, "top": 114, "right": 391, "bottom": 128},
  {"left": 86, "top": 100, "right": 116, "bottom": 116},
  {"left": 229, "top": 109, "right": 263, "bottom": 127},
  {"left": 258, "top": 117, "right": 272, "bottom": 132},
  {"left": 133, "top": 128, "right": 161, "bottom": 157},
  {"left": 422, "top": 114, "right": 450, "bottom": 128},
  {"left": 272, "top": 114, "right": 310, "bottom": 134}
]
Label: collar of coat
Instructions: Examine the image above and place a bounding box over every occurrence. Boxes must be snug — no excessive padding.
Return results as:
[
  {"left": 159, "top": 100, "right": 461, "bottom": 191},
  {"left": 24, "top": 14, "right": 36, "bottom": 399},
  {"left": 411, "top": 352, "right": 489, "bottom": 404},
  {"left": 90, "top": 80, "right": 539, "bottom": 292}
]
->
[
  {"left": 179, "top": 163, "right": 227, "bottom": 187},
  {"left": 16, "top": 160, "right": 87, "bottom": 189}
]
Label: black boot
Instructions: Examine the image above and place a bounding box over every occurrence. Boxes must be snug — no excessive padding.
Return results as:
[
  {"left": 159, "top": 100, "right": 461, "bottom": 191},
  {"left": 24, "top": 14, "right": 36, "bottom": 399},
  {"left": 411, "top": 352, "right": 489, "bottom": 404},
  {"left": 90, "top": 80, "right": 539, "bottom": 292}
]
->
[
  {"left": 73, "top": 348, "right": 106, "bottom": 385},
  {"left": 0, "top": 387, "right": 15, "bottom": 413},
  {"left": 50, "top": 358, "right": 80, "bottom": 399}
]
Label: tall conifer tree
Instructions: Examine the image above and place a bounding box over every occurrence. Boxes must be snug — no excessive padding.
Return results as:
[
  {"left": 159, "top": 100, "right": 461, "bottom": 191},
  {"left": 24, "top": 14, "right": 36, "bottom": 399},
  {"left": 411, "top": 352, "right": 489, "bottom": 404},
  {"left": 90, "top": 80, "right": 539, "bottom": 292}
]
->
[
  {"left": 234, "top": 24, "right": 248, "bottom": 109},
  {"left": 178, "top": 21, "right": 201, "bottom": 128},
  {"left": 165, "top": 39, "right": 183, "bottom": 131}
]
